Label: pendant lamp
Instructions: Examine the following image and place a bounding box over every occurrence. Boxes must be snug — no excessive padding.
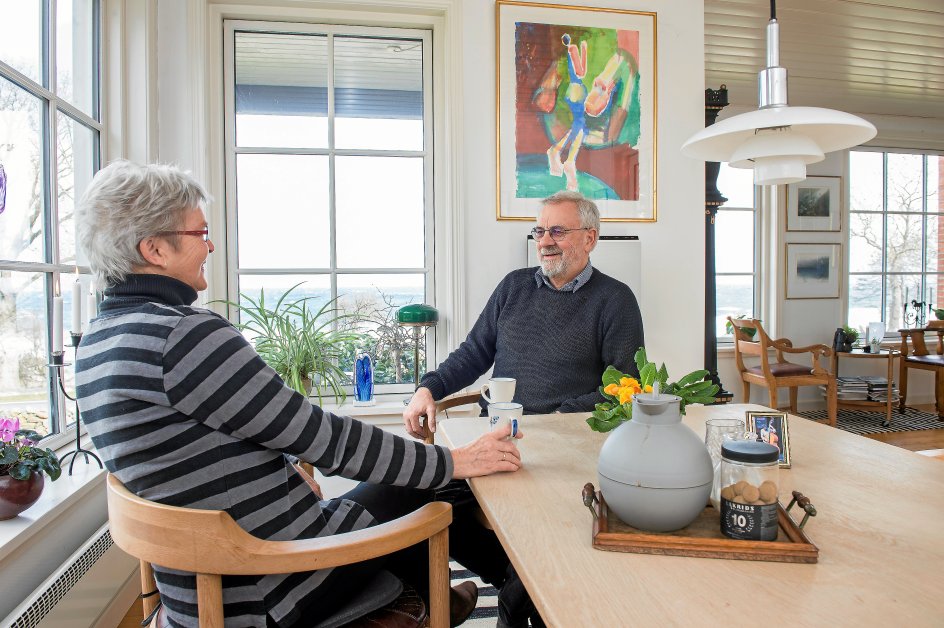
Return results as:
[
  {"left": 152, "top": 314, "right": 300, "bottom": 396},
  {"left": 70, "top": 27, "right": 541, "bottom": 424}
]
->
[{"left": 682, "top": 0, "right": 877, "bottom": 185}]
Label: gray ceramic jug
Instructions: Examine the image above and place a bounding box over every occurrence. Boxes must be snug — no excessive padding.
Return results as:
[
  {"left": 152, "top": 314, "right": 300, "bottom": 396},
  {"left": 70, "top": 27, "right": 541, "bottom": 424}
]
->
[{"left": 597, "top": 390, "right": 713, "bottom": 532}]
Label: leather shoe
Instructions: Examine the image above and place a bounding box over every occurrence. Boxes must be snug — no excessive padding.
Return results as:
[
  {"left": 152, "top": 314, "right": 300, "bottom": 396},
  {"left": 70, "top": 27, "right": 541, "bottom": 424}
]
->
[{"left": 449, "top": 581, "right": 479, "bottom": 626}]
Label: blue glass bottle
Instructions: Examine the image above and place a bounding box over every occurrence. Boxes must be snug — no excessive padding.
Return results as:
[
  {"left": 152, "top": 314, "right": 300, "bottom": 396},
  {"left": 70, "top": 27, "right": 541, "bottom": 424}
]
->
[{"left": 353, "top": 352, "right": 375, "bottom": 406}]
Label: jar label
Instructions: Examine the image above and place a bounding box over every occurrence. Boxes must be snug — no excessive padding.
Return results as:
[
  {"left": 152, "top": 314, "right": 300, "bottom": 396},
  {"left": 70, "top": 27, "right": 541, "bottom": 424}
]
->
[{"left": 720, "top": 499, "right": 778, "bottom": 541}]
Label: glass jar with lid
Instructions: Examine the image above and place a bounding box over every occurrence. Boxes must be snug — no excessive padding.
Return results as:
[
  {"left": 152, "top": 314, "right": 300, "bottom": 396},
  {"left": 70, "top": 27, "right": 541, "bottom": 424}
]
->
[{"left": 719, "top": 440, "right": 780, "bottom": 541}]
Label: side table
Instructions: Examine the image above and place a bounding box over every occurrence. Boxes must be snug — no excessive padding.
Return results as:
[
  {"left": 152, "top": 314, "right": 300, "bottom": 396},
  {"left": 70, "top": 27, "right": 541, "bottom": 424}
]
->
[{"left": 831, "top": 348, "right": 900, "bottom": 427}]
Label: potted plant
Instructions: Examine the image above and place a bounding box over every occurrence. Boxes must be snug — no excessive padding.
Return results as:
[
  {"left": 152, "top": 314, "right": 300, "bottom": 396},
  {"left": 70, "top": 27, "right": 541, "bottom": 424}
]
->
[
  {"left": 841, "top": 325, "right": 859, "bottom": 351},
  {"left": 0, "top": 417, "right": 61, "bottom": 520},
  {"left": 220, "top": 284, "right": 359, "bottom": 404}
]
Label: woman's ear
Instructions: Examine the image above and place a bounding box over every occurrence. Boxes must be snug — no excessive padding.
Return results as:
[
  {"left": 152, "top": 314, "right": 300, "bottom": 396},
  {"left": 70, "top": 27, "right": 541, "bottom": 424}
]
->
[{"left": 138, "top": 236, "right": 167, "bottom": 268}]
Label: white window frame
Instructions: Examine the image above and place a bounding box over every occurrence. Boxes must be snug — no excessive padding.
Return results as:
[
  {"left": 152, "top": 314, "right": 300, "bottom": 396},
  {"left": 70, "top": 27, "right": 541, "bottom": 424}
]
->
[
  {"left": 0, "top": 1, "right": 103, "bottom": 449},
  {"left": 221, "top": 19, "right": 436, "bottom": 398}
]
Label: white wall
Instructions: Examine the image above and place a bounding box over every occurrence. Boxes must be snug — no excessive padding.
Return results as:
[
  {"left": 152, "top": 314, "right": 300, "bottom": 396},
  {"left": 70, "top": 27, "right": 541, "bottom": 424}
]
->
[{"left": 457, "top": 0, "right": 706, "bottom": 378}]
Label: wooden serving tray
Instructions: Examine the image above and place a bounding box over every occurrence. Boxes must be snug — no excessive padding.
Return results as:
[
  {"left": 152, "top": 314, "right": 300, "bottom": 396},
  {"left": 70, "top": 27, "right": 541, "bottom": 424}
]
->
[{"left": 590, "top": 491, "right": 819, "bottom": 564}]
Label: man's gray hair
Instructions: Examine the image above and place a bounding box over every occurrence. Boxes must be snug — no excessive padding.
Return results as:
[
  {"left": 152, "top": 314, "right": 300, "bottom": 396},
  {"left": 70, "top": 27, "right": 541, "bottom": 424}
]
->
[
  {"left": 77, "top": 160, "right": 210, "bottom": 287},
  {"left": 542, "top": 190, "right": 600, "bottom": 233}
]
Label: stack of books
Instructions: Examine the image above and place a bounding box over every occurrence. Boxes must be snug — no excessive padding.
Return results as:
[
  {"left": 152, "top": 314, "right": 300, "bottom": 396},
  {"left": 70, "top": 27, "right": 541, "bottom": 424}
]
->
[{"left": 824, "top": 376, "right": 899, "bottom": 403}]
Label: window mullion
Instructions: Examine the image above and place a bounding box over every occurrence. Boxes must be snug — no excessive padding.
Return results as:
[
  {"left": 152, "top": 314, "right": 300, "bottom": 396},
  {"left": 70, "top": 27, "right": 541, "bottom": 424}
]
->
[{"left": 327, "top": 33, "right": 338, "bottom": 308}]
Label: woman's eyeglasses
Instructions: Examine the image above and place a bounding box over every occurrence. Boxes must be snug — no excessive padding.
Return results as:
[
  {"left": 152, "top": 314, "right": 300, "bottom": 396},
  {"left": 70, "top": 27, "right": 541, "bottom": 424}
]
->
[
  {"left": 530, "top": 226, "right": 589, "bottom": 241},
  {"left": 159, "top": 229, "right": 210, "bottom": 242}
]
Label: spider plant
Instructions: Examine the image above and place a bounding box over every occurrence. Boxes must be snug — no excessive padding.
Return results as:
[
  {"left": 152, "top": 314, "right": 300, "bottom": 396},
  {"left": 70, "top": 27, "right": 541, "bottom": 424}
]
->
[{"left": 218, "top": 284, "right": 359, "bottom": 404}]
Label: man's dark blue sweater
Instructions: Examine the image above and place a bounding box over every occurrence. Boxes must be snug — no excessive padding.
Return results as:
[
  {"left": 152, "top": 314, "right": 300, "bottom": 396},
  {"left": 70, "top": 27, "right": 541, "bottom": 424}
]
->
[{"left": 420, "top": 266, "right": 644, "bottom": 414}]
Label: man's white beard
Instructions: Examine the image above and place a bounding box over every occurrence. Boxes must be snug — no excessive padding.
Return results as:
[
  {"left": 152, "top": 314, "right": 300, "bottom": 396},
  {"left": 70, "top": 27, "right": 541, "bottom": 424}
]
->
[{"left": 540, "top": 246, "right": 566, "bottom": 277}]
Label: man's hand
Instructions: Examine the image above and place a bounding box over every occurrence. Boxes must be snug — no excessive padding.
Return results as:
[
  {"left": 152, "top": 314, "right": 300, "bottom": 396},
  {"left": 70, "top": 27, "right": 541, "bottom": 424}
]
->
[
  {"left": 403, "top": 387, "right": 437, "bottom": 439},
  {"left": 451, "top": 423, "right": 524, "bottom": 479}
]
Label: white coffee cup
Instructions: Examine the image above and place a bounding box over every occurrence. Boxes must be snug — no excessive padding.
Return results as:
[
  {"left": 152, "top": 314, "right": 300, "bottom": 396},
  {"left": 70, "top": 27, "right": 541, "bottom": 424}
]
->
[
  {"left": 488, "top": 402, "right": 522, "bottom": 439},
  {"left": 481, "top": 377, "right": 516, "bottom": 404}
]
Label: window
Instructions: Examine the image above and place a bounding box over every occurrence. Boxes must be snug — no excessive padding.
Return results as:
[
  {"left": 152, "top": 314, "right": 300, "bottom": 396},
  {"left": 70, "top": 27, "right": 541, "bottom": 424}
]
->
[
  {"left": 714, "top": 163, "right": 758, "bottom": 340},
  {"left": 0, "top": 1, "right": 101, "bottom": 442},
  {"left": 223, "top": 22, "right": 433, "bottom": 396},
  {"left": 848, "top": 151, "right": 942, "bottom": 333}
]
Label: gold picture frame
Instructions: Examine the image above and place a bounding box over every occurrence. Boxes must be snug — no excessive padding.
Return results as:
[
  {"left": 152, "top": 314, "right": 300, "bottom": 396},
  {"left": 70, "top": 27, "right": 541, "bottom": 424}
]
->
[
  {"left": 495, "top": 0, "right": 658, "bottom": 222},
  {"left": 746, "top": 411, "right": 791, "bottom": 468},
  {"left": 786, "top": 176, "right": 842, "bottom": 232},
  {"left": 785, "top": 242, "right": 842, "bottom": 300}
]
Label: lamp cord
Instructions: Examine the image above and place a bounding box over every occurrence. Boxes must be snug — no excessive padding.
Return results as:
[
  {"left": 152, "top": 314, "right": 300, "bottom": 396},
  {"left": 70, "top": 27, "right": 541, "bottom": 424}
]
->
[{"left": 770, "top": 0, "right": 776, "bottom": 20}]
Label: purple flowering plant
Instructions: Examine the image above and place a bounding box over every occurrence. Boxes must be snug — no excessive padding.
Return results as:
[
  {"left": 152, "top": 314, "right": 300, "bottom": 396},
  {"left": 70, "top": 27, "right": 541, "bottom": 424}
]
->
[{"left": 0, "top": 418, "right": 61, "bottom": 481}]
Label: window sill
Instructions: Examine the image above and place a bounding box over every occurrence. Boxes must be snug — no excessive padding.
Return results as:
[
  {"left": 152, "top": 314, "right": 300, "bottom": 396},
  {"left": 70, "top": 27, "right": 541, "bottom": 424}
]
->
[{"left": 0, "top": 455, "right": 105, "bottom": 563}]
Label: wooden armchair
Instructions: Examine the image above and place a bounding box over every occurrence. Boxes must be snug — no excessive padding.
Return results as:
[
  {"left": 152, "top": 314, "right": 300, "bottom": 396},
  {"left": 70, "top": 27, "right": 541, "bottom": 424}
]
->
[
  {"left": 728, "top": 317, "right": 838, "bottom": 426},
  {"left": 107, "top": 474, "right": 452, "bottom": 628},
  {"left": 421, "top": 392, "right": 482, "bottom": 445},
  {"left": 898, "top": 326, "right": 944, "bottom": 419}
]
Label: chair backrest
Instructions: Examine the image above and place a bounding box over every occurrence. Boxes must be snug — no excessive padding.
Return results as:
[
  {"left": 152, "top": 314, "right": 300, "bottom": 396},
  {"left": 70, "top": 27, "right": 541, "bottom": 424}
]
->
[
  {"left": 728, "top": 317, "right": 771, "bottom": 373},
  {"left": 106, "top": 474, "right": 453, "bottom": 627},
  {"left": 899, "top": 327, "right": 944, "bottom": 358},
  {"left": 422, "top": 391, "right": 482, "bottom": 445}
]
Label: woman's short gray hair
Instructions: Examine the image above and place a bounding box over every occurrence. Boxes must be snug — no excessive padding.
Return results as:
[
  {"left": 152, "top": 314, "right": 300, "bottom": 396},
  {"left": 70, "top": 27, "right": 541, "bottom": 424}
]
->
[
  {"left": 77, "top": 160, "right": 209, "bottom": 287},
  {"left": 541, "top": 190, "right": 601, "bottom": 232}
]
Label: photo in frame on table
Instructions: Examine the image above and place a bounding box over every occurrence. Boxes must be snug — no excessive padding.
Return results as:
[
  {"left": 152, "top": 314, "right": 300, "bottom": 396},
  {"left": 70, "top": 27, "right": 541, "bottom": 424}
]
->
[
  {"left": 746, "top": 411, "right": 790, "bottom": 468},
  {"left": 495, "top": 0, "right": 657, "bottom": 222},
  {"left": 786, "top": 176, "right": 842, "bottom": 232},
  {"left": 785, "top": 242, "right": 841, "bottom": 300}
]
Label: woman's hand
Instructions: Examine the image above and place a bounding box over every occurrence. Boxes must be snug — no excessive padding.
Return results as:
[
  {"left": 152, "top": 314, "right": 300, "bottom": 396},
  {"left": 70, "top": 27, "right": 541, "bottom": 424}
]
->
[{"left": 451, "top": 424, "right": 524, "bottom": 479}]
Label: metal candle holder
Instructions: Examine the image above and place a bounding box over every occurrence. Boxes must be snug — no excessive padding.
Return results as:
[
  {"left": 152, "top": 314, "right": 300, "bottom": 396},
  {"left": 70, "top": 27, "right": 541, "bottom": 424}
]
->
[{"left": 47, "top": 332, "right": 103, "bottom": 475}]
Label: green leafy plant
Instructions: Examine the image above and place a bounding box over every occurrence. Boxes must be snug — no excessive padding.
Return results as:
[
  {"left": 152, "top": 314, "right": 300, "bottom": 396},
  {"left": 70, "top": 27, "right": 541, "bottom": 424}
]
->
[
  {"left": 587, "top": 348, "right": 720, "bottom": 433},
  {"left": 934, "top": 308, "right": 944, "bottom": 321},
  {"left": 0, "top": 418, "right": 61, "bottom": 481},
  {"left": 841, "top": 325, "right": 860, "bottom": 344},
  {"left": 725, "top": 315, "right": 759, "bottom": 339},
  {"left": 218, "top": 284, "right": 360, "bottom": 404}
]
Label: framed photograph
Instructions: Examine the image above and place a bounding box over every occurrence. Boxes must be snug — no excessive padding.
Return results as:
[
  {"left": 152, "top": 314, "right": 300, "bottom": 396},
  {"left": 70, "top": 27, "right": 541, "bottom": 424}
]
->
[
  {"left": 785, "top": 242, "right": 841, "bottom": 300},
  {"left": 786, "top": 176, "right": 842, "bottom": 232},
  {"left": 746, "top": 411, "right": 791, "bottom": 468},
  {"left": 496, "top": 0, "right": 657, "bottom": 222}
]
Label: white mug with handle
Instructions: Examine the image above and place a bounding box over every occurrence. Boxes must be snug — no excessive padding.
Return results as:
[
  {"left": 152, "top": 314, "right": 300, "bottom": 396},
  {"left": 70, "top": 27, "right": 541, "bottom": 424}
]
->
[{"left": 481, "top": 377, "right": 516, "bottom": 404}]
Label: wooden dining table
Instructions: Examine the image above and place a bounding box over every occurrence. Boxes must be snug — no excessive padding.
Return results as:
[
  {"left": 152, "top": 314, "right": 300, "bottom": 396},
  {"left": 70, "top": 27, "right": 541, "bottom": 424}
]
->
[{"left": 438, "top": 403, "right": 944, "bottom": 627}]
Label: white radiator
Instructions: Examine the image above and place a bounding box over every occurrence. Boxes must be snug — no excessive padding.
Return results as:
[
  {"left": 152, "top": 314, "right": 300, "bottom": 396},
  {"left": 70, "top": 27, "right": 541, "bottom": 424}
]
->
[{"left": 2, "top": 523, "right": 118, "bottom": 628}]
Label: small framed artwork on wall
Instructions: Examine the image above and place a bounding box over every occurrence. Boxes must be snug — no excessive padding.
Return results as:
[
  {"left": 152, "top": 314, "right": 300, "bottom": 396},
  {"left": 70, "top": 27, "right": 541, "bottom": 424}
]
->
[
  {"left": 786, "top": 176, "right": 842, "bottom": 232},
  {"left": 785, "top": 243, "right": 841, "bottom": 299}
]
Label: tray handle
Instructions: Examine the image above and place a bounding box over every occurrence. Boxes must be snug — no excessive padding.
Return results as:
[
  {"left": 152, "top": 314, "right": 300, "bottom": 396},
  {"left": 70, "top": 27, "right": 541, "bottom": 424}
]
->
[
  {"left": 582, "top": 482, "right": 599, "bottom": 519},
  {"left": 785, "top": 490, "right": 817, "bottom": 529}
]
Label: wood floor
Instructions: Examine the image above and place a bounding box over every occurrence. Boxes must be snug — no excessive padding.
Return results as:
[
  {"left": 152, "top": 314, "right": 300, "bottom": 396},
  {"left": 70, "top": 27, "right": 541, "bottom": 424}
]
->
[{"left": 116, "top": 404, "right": 944, "bottom": 627}]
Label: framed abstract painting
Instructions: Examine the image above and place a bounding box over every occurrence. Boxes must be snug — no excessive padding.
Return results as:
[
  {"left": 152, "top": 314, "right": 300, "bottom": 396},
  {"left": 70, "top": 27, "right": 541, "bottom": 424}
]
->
[
  {"left": 786, "top": 176, "right": 842, "bottom": 232},
  {"left": 785, "top": 243, "right": 842, "bottom": 300},
  {"left": 496, "top": 0, "right": 657, "bottom": 222}
]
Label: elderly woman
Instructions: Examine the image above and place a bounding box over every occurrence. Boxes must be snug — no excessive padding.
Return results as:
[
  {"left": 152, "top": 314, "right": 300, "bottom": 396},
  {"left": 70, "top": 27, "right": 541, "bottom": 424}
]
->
[{"left": 74, "top": 160, "right": 522, "bottom": 628}]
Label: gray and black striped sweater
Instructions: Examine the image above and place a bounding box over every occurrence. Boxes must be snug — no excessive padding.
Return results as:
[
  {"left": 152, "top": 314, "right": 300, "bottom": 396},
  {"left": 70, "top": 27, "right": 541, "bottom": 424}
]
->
[{"left": 75, "top": 275, "right": 453, "bottom": 628}]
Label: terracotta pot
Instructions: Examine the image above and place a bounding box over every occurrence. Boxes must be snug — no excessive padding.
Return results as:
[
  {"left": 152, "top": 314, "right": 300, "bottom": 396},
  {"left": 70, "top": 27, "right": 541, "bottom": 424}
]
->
[{"left": 0, "top": 471, "right": 45, "bottom": 520}]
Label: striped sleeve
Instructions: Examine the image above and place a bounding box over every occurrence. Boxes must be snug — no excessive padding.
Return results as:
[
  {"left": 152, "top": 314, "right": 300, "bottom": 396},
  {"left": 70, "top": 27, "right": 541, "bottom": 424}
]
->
[{"left": 162, "top": 311, "right": 453, "bottom": 489}]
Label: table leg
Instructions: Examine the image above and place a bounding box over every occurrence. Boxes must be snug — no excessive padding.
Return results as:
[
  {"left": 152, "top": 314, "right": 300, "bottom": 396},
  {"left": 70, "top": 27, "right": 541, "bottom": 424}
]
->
[{"left": 884, "top": 352, "right": 893, "bottom": 427}]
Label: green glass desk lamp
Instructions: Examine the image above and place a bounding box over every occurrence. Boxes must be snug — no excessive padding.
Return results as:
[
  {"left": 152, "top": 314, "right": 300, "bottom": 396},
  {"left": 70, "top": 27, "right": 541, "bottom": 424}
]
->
[{"left": 397, "top": 304, "right": 438, "bottom": 388}]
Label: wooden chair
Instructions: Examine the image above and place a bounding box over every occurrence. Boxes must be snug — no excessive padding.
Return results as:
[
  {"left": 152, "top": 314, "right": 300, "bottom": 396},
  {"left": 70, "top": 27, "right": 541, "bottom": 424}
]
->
[
  {"left": 898, "top": 326, "right": 944, "bottom": 419},
  {"left": 420, "top": 391, "right": 483, "bottom": 446},
  {"left": 106, "top": 473, "right": 452, "bottom": 628},
  {"left": 728, "top": 317, "right": 838, "bottom": 426}
]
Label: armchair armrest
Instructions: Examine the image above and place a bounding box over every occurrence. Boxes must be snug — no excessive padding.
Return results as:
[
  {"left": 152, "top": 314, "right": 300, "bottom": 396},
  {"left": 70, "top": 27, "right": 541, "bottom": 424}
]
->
[{"left": 769, "top": 339, "right": 832, "bottom": 374}]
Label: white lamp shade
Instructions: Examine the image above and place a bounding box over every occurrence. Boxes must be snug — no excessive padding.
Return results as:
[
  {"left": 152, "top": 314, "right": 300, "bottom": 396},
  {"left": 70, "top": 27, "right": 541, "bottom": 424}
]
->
[{"left": 682, "top": 105, "right": 877, "bottom": 185}]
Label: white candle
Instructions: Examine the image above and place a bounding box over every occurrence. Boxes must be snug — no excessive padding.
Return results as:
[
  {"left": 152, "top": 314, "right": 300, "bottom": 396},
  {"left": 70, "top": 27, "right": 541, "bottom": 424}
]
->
[
  {"left": 82, "top": 290, "right": 98, "bottom": 334},
  {"left": 71, "top": 276, "right": 83, "bottom": 335},
  {"left": 53, "top": 296, "right": 64, "bottom": 352},
  {"left": 652, "top": 380, "right": 660, "bottom": 398}
]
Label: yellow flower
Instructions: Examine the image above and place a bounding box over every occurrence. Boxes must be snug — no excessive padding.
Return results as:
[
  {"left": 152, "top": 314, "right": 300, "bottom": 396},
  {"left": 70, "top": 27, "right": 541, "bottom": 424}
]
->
[
  {"left": 619, "top": 377, "right": 638, "bottom": 387},
  {"left": 618, "top": 387, "right": 635, "bottom": 404},
  {"left": 603, "top": 383, "right": 620, "bottom": 396},
  {"left": 644, "top": 384, "right": 653, "bottom": 393}
]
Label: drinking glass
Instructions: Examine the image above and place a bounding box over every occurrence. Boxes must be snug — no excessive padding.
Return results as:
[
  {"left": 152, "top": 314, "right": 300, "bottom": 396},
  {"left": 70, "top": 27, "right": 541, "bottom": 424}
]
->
[{"left": 705, "top": 418, "right": 745, "bottom": 509}]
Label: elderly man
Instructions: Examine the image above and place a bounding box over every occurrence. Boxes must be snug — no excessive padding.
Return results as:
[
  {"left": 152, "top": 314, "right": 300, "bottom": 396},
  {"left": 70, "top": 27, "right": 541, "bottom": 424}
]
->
[{"left": 403, "top": 190, "right": 644, "bottom": 627}]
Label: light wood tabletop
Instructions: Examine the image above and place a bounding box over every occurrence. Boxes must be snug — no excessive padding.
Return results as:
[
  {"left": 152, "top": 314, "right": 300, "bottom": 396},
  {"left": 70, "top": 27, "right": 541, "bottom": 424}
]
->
[{"left": 438, "top": 403, "right": 944, "bottom": 627}]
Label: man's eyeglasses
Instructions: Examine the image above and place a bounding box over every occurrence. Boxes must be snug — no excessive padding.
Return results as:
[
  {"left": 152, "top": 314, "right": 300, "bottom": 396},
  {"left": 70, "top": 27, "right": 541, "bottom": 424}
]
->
[
  {"left": 159, "top": 229, "right": 210, "bottom": 242},
  {"left": 530, "top": 226, "right": 590, "bottom": 241}
]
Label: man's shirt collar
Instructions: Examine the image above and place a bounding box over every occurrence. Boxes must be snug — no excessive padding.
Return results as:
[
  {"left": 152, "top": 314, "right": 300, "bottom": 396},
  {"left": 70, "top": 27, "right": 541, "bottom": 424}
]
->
[{"left": 534, "top": 261, "right": 593, "bottom": 293}]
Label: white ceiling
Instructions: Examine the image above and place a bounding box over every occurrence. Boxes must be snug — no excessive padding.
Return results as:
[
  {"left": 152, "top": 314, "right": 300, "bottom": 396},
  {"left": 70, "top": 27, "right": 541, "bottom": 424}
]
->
[{"left": 704, "top": 0, "right": 944, "bottom": 119}]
